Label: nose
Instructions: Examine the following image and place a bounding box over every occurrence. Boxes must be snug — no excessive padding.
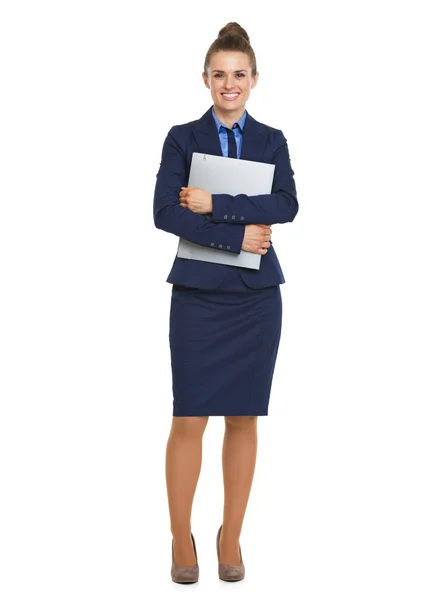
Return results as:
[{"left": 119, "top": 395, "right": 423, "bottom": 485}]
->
[{"left": 224, "top": 73, "right": 236, "bottom": 89}]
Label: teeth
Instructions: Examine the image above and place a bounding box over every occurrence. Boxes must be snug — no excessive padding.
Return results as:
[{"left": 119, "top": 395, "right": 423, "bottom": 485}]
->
[{"left": 223, "top": 93, "right": 239, "bottom": 98}]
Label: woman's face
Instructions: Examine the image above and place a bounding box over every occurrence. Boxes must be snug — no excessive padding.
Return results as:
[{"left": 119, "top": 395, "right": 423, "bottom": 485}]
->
[{"left": 203, "top": 51, "right": 258, "bottom": 115}]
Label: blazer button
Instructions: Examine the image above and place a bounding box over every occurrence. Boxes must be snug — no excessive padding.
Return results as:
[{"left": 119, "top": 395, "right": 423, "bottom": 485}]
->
[
  {"left": 224, "top": 215, "right": 228, "bottom": 219},
  {"left": 232, "top": 215, "right": 235, "bottom": 219},
  {"left": 240, "top": 216, "right": 244, "bottom": 220},
  {"left": 219, "top": 244, "right": 223, "bottom": 248},
  {"left": 210, "top": 242, "right": 214, "bottom": 246}
]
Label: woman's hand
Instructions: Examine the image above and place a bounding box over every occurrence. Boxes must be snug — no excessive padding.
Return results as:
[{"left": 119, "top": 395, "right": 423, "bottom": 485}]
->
[
  {"left": 242, "top": 224, "right": 272, "bottom": 255},
  {"left": 179, "top": 187, "right": 213, "bottom": 214}
]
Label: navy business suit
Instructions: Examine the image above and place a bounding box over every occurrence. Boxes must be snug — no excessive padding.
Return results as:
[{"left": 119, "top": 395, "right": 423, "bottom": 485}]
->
[{"left": 153, "top": 106, "right": 298, "bottom": 290}]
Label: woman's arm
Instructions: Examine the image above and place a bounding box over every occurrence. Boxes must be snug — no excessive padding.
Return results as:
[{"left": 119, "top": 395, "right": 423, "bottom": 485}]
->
[
  {"left": 153, "top": 127, "right": 245, "bottom": 254},
  {"left": 210, "top": 130, "right": 299, "bottom": 225}
]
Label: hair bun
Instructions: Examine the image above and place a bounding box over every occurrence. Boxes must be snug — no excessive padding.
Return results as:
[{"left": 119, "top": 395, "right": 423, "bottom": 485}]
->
[{"left": 217, "top": 22, "right": 250, "bottom": 44}]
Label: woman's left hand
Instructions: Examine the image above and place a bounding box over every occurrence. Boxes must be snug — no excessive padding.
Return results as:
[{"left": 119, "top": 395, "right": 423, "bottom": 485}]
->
[{"left": 179, "top": 187, "right": 213, "bottom": 214}]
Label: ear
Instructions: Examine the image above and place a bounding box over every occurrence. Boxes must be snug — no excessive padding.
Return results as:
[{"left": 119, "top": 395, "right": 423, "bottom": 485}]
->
[
  {"left": 251, "top": 71, "right": 259, "bottom": 89},
  {"left": 202, "top": 72, "right": 210, "bottom": 89}
]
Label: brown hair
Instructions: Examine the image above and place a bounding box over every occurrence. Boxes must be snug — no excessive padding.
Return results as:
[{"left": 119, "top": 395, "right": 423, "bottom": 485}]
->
[{"left": 203, "top": 22, "right": 257, "bottom": 76}]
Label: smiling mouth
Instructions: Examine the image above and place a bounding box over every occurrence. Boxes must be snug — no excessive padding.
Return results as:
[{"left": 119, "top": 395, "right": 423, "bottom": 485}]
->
[{"left": 221, "top": 93, "right": 240, "bottom": 100}]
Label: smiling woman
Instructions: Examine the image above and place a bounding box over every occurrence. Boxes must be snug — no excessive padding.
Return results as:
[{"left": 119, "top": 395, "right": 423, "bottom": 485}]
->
[{"left": 153, "top": 21, "right": 299, "bottom": 584}]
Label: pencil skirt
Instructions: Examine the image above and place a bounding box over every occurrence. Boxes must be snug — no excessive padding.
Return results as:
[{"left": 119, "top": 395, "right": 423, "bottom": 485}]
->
[{"left": 168, "top": 271, "right": 282, "bottom": 416}]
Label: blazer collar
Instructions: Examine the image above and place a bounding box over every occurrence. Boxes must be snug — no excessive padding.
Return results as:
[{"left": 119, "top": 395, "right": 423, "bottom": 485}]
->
[{"left": 193, "top": 105, "right": 266, "bottom": 162}]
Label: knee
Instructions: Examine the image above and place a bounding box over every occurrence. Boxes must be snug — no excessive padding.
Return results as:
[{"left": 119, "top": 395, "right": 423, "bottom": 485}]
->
[
  {"left": 170, "top": 416, "right": 209, "bottom": 440},
  {"left": 224, "top": 415, "right": 257, "bottom": 432}
]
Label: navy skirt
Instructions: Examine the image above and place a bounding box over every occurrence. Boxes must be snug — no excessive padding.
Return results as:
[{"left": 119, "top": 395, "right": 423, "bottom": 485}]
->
[{"left": 169, "top": 267, "right": 282, "bottom": 416}]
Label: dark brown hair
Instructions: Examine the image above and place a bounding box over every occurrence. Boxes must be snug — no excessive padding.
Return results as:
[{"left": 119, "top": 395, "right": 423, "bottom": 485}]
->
[{"left": 203, "top": 22, "right": 257, "bottom": 76}]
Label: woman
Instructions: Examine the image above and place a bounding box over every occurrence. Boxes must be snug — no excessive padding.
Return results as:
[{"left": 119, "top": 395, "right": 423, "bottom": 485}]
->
[{"left": 153, "top": 22, "right": 299, "bottom": 583}]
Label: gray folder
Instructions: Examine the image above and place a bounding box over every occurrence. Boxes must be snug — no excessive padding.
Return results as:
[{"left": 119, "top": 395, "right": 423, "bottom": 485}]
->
[{"left": 177, "top": 152, "right": 275, "bottom": 269}]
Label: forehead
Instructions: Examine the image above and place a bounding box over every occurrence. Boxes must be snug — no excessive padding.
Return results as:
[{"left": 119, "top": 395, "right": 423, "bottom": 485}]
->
[{"left": 208, "top": 51, "right": 252, "bottom": 72}]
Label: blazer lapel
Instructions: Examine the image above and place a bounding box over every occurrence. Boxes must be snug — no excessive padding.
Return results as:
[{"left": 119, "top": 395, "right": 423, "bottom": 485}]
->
[
  {"left": 192, "top": 107, "right": 223, "bottom": 156},
  {"left": 192, "top": 106, "right": 267, "bottom": 162},
  {"left": 240, "top": 111, "right": 267, "bottom": 162}
]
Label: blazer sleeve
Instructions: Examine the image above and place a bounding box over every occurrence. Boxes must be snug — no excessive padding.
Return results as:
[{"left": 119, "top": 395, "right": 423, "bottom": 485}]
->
[
  {"left": 210, "top": 129, "right": 299, "bottom": 225},
  {"left": 153, "top": 127, "right": 246, "bottom": 254}
]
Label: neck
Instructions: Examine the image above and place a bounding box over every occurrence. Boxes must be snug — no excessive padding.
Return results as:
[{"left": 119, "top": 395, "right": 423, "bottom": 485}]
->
[{"left": 213, "top": 105, "right": 245, "bottom": 129}]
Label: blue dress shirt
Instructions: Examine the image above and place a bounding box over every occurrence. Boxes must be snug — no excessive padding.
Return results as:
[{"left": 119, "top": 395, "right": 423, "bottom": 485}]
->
[{"left": 211, "top": 107, "right": 247, "bottom": 158}]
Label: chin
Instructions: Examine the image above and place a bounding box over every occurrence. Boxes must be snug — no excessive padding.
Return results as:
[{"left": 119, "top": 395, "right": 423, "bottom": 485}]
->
[{"left": 217, "top": 98, "right": 245, "bottom": 110}]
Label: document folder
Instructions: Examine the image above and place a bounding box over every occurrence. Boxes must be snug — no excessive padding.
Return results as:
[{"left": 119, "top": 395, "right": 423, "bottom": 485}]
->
[{"left": 177, "top": 152, "right": 275, "bottom": 269}]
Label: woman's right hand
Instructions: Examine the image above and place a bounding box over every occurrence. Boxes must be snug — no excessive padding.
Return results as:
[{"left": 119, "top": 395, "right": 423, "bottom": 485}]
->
[{"left": 241, "top": 224, "right": 272, "bottom": 255}]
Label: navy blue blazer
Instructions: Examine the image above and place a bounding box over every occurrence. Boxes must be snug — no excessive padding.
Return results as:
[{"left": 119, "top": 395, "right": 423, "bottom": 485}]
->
[{"left": 153, "top": 106, "right": 299, "bottom": 290}]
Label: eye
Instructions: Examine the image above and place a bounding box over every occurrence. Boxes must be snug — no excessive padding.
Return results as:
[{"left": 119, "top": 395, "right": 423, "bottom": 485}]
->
[
  {"left": 236, "top": 73, "right": 245, "bottom": 78},
  {"left": 213, "top": 73, "right": 224, "bottom": 78}
]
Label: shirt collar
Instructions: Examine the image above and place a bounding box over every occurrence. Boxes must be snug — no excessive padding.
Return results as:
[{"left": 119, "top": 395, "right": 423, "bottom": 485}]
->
[{"left": 211, "top": 106, "right": 247, "bottom": 132}]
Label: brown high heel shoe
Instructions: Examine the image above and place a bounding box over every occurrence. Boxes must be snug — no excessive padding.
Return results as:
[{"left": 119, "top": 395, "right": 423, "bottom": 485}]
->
[
  {"left": 171, "top": 532, "right": 199, "bottom": 584},
  {"left": 216, "top": 525, "right": 245, "bottom": 582}
]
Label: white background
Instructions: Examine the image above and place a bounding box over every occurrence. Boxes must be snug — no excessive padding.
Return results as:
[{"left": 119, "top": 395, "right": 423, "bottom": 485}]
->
[{"left": 1, "top": 0, "right": 439, "bottom": 598}]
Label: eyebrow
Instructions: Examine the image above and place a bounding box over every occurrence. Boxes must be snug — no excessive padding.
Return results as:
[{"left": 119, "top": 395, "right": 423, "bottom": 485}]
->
[{"left": 211, "top": 69, "right": 247, "bottom": 73}]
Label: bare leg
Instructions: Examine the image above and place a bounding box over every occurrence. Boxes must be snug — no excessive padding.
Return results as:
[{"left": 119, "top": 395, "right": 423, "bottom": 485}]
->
[
  {"left": 165, "top": 415, "right": 209, "bottom": 566},
  {"left": 220, "top": 415, "right": 258, "bottom": 564}
]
